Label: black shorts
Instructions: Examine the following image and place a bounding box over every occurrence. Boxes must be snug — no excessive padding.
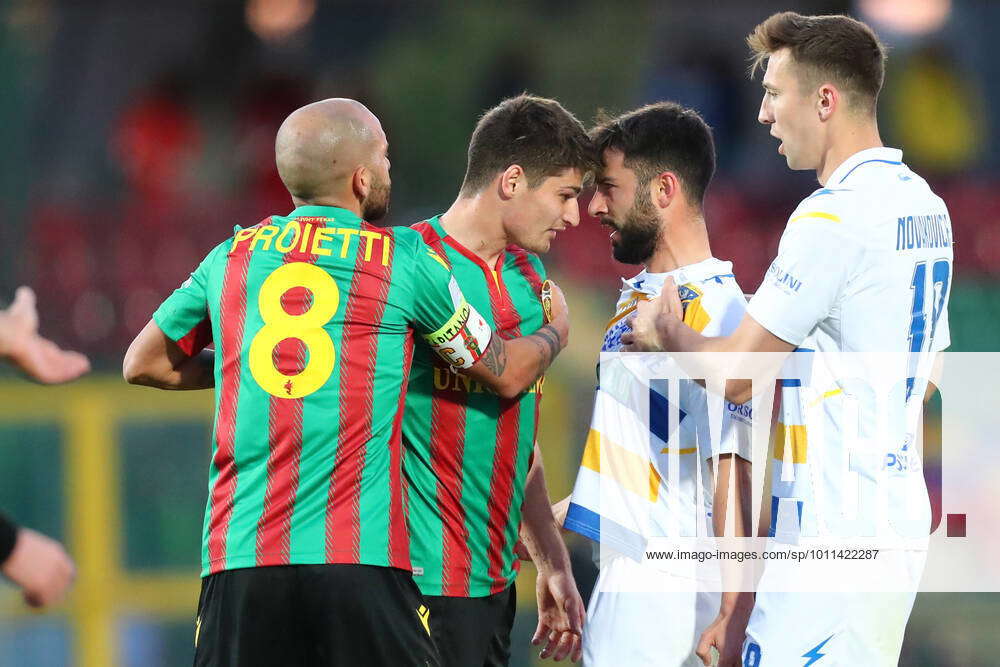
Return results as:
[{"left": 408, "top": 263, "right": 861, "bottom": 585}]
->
[
  {"left": 424, "top": 584, "right": 517, "bottom": 667},
  {"left": 193, "top": 563, "right": 440, "bottom": 667}
]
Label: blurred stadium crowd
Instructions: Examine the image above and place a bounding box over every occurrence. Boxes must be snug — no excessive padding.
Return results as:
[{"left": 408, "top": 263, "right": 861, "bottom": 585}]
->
[
  {"left": 4, "top": 0, "right": 1000, "bottom": 365},
  {"left": 1, "top": 1, "right": 999, "bottom": 665}
]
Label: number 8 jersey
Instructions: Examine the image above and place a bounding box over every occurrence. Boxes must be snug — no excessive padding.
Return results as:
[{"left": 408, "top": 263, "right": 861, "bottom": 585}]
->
[
  {"left": 746, "top": 147, "right": 953, "bottom": 546},
  {"left": 153, "top": 205, "right": 492, "bottom": 576}
]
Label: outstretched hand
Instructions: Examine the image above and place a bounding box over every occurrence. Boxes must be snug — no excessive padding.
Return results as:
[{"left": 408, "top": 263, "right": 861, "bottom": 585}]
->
[{"left": 0, "top": 287, "right": 90, "bottom": 383}]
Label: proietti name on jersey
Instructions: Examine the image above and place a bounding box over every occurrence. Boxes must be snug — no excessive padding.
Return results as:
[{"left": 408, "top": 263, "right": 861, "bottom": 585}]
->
[{"left": 231, "top": 218, "right": 392, "bottom": 266}]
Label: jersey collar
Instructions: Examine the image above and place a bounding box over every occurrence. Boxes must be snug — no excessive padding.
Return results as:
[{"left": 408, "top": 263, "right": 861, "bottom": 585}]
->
[
  {"left": 826, "top": 147, "right": 903, "bottom": 186},
  {"left": 287, "top": 205, "right": 363, "bottom": 226},
  {"left": 622, "top": 257, "right": 734, "bottom": 295}
]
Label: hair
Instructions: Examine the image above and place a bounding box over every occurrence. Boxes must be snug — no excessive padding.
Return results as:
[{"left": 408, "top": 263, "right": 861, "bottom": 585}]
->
[
  {"left": 460, "top": 94, "right": 598, "bottom": 195},
  {"left": 747, "top": 12, "right": 887, "bottom": 113},
  {"left": 589, "top": 102, "right": 716, "bottom": 207}
]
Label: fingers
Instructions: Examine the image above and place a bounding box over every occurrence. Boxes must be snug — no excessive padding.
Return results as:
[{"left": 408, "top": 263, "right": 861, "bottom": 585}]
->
[
  {"left": 663, "top": 277, "right": 683, "bottom": 319},
  {"left": 22, "top": 338, "right": 91, "bottom": 384},
  {"left": 695, "top": 632, "right": 714, "bottom": 665},
  {"left": 564, "top": 594, "right": 583, "bottom": 635},
  {"left": 532, "top": 620, "right": 548, "bottom": 646},
  {"left": 571, "top": 631, "right": 583, "bottom": 662},
  {"left": 10, "top": 286, "right": 38, "bottom": 320},
  {"left": 540, "top": 629, "right": 578, "bottom": 662}
]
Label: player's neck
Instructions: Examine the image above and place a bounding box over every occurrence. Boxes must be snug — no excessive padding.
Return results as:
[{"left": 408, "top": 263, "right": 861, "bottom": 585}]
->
[
  {"left": 644, "top": 214, "right": 712, "bottom": 274},
  {"left": 816, "top": 122, "right": 883, "bottom": 186},
  {"left": 439, "top": 196, "right": 508, "bottom": 267},
  {"left": 289, "top": 196, "right": 362, "bottom": 218}
]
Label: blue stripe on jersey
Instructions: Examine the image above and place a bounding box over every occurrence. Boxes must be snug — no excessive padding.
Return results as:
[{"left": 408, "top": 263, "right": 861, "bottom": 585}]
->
[
  {"left": 838, "top": 159, "right": 903, "bottom": 184},
  {"left": 564, "top": 502, "right": 646, "bottom": 560}
]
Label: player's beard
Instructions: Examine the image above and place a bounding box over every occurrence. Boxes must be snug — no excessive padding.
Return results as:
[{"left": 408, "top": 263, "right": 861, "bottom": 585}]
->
[
  {"left": 610, "top": 187, "right": 661, "bottom": 265},
  {"left": 362, "top": 172, "right": 391, "bottom": 222}
]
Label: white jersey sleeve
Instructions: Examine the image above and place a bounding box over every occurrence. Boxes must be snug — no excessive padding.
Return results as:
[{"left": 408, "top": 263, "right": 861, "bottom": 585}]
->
[{"left": 746, "top": 194, "right": 864, "bottom": 346}]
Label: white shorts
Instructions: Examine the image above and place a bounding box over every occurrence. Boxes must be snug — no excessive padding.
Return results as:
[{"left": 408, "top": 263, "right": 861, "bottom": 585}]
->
[
  {"left": 583, "top": 555, "right": 720, "bottom": 667},
  {"left": 741, "top": 550, "right": 926, "bottom": 666}
]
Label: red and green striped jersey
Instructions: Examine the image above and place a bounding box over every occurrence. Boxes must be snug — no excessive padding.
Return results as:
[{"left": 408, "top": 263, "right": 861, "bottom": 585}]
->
[
  {"left": 404, "top": 216, "right": 547, "bottom": 597},
  {"left": 152, "top": 205, "right": 490, "bottom": 577}
]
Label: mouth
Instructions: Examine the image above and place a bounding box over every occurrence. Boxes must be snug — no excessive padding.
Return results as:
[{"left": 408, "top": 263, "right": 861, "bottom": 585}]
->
[{"left": 600, "top": 218, "right": 620, "bottom": 242}]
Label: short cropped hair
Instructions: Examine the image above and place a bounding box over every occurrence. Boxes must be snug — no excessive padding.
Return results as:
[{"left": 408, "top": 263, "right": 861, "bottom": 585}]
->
[
  {"left": 460, "top": 94, "right": 598, "bottom": 195},
  {"left": 589, "top": 102, "right": 716, "bottom": 207},
  {"left": 748, "top": 12, "right": 887, "bottom": 113}
]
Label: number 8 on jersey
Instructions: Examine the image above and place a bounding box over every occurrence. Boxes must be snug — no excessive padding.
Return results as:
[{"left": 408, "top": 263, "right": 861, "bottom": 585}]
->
[{"left": 249, "top": 262, "right": 340, "bottom": 399}]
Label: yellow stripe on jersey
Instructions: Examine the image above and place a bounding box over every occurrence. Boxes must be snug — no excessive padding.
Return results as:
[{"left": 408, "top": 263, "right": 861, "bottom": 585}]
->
[
  {"left": 581, "top": 428, "right": 662, "bottom": 502},
  {"left": 426, "top": 248, "right": 449, "bottom": 270},
  {"left": 680, "top": 291, "right": 712, "bottom": 333},
  {"left": 605, "top": 291, "right": 650, "bottom": 331},
  {"left": 774, "top": 422, "right": 808, "bottom": 464},
  {"left": 807, "top": 388, "right": 843, "bottom": 408},
  {"left": 789, "top": 211, "right": 841, "bottom": 224},
  {"left": 661, "top": 447, "right": 697, "bottom": 455}
]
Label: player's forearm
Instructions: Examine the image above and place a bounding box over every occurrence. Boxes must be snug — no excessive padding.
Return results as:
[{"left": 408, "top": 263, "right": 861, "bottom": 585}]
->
[
  {"left": 718, "top": 590, "right": 755, "bottom": 617},
  {"left": 711, "top": 455, "right": 751, "bottom": 539},
  {"left": 124, "top": 349, "right": 214, "bottom": 390},
  {"left": 466, "top": 320, "right": 566, "bottom": 399},
  {"left": 520, "top": 445, "right": 572, "bottom": 573}
]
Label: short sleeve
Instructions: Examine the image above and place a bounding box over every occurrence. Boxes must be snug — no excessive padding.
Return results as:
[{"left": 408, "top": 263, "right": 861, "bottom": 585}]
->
[
  {"left": 747, "top": 218, "right": 862, "bottom": 346},
  {"left": 409, "top": 243, "right": 492, "bottom": 369},
  {"left": 152, "top": 242, "right": 224, "bottom": 356}
]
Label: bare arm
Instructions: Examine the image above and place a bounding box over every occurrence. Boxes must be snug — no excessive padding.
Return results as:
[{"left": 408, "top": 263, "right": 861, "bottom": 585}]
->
[
  {"left": 123, "top": 319, "right": 215, "bottom": 390},
  {"left": 519, "top": 443, "right": 584, "bottom": 663},
  {"left": 463, "top": 281, "right": 569, "bottom": 400},
  {"left": 696, "top": 454, "right": 755, "bottom": 666}
]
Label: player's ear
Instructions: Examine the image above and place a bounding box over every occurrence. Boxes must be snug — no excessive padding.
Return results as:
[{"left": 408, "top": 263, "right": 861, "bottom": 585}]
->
[
  {"left": 352, "top": 165, "right": 370, "bottom": 202},
  {"left": 653, "top": 171, "right": 680, "bottom": 209},
  {"left": 499, "top": 165, "right": 525, "bottom": 200},
  {"left": 817, "top": 83, "right": 837, "bottom": 121}
]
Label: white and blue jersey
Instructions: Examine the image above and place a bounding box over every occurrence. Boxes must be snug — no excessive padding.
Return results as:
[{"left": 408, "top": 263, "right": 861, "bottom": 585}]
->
[
  {"left": 565, "top": 259, "right": 751, "bottom": 562},
  {"left": 747, "top": 147, "right": 953, "bottom": 549}
]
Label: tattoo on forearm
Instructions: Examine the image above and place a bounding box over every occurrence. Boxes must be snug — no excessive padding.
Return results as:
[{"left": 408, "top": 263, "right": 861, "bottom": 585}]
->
[
  {"left": 480, "top": 336, "right": 508, "bottom": 376},
  {"left": 527, "top": 324, "right": 562, "bottom": 368}
]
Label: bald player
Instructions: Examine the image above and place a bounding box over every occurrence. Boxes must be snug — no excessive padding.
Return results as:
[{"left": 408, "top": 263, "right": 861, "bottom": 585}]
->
[{"left": 124, "top": 98, "right": 572, "bottom": 667}]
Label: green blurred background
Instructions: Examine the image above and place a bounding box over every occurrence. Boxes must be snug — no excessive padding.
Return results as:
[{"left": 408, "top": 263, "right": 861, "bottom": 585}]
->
[{"left": 1, "top": 0, "right": 998, "bottom": 664}]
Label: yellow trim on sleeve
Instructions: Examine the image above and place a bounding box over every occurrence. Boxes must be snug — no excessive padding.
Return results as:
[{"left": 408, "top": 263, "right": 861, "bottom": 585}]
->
[
  {"left": 581, "top": 428, "right": 662, "bottom": 502},
  {"left": 807, "top": 388, "right": 843, "bottom": 408},
  {"left": 789, "top": 211, "right": 841, "bottom": 224}
]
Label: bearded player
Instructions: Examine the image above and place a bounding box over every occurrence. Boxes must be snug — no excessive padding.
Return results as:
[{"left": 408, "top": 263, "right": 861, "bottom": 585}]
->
[
  {"left": 123, "top": 98, "right": 574, "bottom": 667},
  {"left": 552, "top": 102, "right": 753, "bottom": 666}
]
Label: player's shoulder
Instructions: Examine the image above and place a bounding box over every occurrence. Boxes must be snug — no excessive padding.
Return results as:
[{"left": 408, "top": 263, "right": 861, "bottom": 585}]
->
[{"left": 788, "top": 186, "right": 861, "bottom": 227}]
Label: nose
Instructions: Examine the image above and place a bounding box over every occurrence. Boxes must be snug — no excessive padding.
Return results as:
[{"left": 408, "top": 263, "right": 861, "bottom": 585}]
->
[
  {"left": 588, "top": 190, "right": 607, "bottom": 218},
  {"left": 565, "top": 199, "right": 581, "bottom": 227},
  {"left": 758, "top": 94, "right": 773, "bottom": 126}
]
